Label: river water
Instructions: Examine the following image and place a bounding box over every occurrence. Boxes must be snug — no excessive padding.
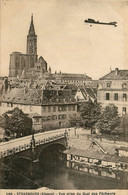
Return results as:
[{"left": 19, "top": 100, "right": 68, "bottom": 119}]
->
[
  {"left": 34, "top": 161, "right": 128, "bottom": 190},
  {"left": 1, "top": 160, "right": 128, "bottom": 189}
]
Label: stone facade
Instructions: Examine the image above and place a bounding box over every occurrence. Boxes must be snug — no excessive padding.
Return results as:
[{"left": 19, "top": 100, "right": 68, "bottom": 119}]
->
[
  {"left": 97, "top": 68, "right": 128, "bottom": 115},
  {"left": 0, "top": 87, "right": 78, "bottom": 131},
  {"left": 9, "top": 15, "right": 48, "bottom": 78}
]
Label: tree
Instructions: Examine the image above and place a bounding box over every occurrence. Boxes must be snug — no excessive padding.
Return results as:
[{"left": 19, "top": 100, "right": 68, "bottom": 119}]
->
[
  {"left": 80, "top": 101, "right": 102, "bottom": 133},
  {"left": 70, "top": 115, "right": 82, "bottom": 127},
  {"left": 96, "top": 104, "right": 120, "bottom": 134},
  {"left": 70, "top": 101, "right": 102, "bottom": 133},
  {"left": 117, "top": 114, "right": 128, "bottom": 139},
  {"left": 1, "top": 107, "right": 32, "bottom": 137}
]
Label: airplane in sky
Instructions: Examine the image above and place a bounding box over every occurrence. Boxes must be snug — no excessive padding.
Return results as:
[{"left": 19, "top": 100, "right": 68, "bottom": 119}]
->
[{"left": 84, "top": 18, "right": 117, "bottom": 27}]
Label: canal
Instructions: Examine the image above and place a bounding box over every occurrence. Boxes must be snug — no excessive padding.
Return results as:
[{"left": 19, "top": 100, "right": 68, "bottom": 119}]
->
[
  {"left": 35, "top": 161, "right": 128, "bottom": 190},
  {"left": 1, "top": 160, "right": 128, "bottom": 189}
]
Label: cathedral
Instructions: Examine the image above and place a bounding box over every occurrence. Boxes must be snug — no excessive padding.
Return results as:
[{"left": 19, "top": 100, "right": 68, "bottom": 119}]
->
[
  {"left": 9, "top": 15, "right": 49, "bottom": 78},
  {"left": 8, "top": 15, "right": 92, "bottom": 85}
]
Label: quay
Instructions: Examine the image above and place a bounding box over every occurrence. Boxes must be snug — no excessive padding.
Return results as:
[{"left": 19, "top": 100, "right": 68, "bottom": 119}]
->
[{"left": 63, "top": 147, "right": 128, "bottom": 172}]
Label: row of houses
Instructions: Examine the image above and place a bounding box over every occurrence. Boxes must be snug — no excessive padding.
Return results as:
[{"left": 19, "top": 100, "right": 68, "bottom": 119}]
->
[
  {"left": 0, "top": 68, "right": 128, "bottom": 132},
  {"left": 0, "top": 82, "right": 97, "bottom": 131}
]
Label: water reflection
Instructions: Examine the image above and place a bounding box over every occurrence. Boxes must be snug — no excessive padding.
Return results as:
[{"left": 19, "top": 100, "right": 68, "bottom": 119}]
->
[
  {"left": 1, "top": 160, "right": 128, "bottom": 189},
  {"left": 35, "top": 161, "right": 128, "bottom": 190}
]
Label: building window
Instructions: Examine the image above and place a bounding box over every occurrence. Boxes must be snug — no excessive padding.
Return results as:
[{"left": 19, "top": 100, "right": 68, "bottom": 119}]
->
[
  {"left": 122, "top": 83, "right": 126, "bottom": 89},
  {"left": 114, "top": 93, "right": 118, "bottom": 101},
  {"left": 58, "top": 106, "right": 62, "bottom": 111},
  {"left": 42, "top": 116, "right": 47, "bottom": 121},
  {"left": 106, "top": 82, "right": 111, "bottom": 88},
  {"left": 0, "top": 102, "right": 1, "bottom": 107},
  {"left": 43, "top": 107, "right": 46, "bottom": 112},
  {"left": 48, "top": 106, "right": 51, "bottom": 112},
  {"left": 53, "top": 106, "right": 56, "bottom": 112},
  {"left": 106, "top": 93, "right": 110, "bottom": 100},
  {"left": 62, "top": 114, "right": 66, "bottom": 119},
  {"left": 7, "top": 103, "right": 9, "bottom": 107},
  {"left": 72, "top": 105, "right": 75, "bottom": 111},
  {"left": 61, "top": 106, "right": 66, "bottom": 111},
  {"left": 11, "top": 103, "right": 13, "bottom": 107},
  {"left": 47, "top": 116, "right": 51, "bottom": 120},
  {"left": 123, "top": 94, "right": 127, "bottom": 101},
  {"left": 68, "top": 105, "right": 71, "bottom": 111},
  {"left": 122, "top": 107, "right": 127, "bottom": 115},
  {"left": 58, "top": 115, "right": 62, "bottom": 119},
  {"left": 52, "top": 115, "right": 57, "bottom": 120}
]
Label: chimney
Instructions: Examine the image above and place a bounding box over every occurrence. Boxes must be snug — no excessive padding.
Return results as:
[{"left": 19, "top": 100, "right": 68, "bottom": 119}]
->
[{"left": 115, "top": 68, "right": 119, "bottom": 75}]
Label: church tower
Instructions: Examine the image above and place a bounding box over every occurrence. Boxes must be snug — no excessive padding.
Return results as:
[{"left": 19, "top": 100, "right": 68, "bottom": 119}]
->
[{"left": 27, "top": 14, "right": 37, "bottom": 55}]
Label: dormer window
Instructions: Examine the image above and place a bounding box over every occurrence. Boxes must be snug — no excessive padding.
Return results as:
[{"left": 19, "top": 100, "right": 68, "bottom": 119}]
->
[
  {"left": 122, "top": 83, "right": 126, "bottom": 89},
  {"left": 106, "top": 82, "right": 111, "bottom": 88}
]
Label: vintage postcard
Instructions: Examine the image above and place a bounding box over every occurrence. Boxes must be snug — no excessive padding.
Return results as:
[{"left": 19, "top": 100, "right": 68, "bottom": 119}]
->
[{"left": 0, "top": 0, "right": 128, "bottom": 194}]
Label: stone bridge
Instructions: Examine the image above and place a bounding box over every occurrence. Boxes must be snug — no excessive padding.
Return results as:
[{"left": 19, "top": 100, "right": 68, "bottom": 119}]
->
[{"left": 0, "top": 129, "right": 68, "bottom": 164}]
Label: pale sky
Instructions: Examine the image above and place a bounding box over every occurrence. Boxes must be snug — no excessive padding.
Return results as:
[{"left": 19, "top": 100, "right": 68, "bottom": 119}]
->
[{"left": 1, "top": 0, "right": 128, "bottom": 79}]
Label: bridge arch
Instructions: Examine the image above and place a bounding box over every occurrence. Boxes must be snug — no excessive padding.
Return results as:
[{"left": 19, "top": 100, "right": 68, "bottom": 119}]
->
[
  {"left": 10, "top": 156, "right": 33, "bottom": 176},
  {"left": 12, "top": 156, "right": 32, "bottom": 162},
  {"left": 37, "top": 142, "right": 66, "bottom": 168}
]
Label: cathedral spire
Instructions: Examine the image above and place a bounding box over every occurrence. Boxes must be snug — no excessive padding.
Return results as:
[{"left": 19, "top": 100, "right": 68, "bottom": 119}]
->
[
  {"left": 31, "top": 13, "right": 33, "bottom": 21},
  {"left": 28, "top": 14, "right": 35, "bottom": 36},
  {"left": 27, "top": 14, "right": 37, "bottom": 55}
]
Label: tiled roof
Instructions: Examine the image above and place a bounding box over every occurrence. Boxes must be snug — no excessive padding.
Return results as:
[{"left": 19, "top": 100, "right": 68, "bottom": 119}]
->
[
  {"left": 2, "top": 88, "right": 42, "bottom": 105},
  {"left": 46, "top": 75, "right": 56, "bottom": 80},
  {"left": 119, "top": 156, "right": 128, "bottom": 163},
  {"left": 45, "top": 83, "right": 65, "bottom": 90},
  {"left": 63, "top": 148, "right": 104, "bottom": 160},
  {"left": 52, "top": 73, "right": 92, "bottom": 81},
  {"left": 100, "top": 69, "right": 128, "bottom": 80},
  {"left": 64, "top": 84, "right": 78, "bottom": 91},
  {"left": 63, "top": 148, "right": 128, "bottom": 163},
  {"left": 1, "top": 88, "right": 76, "bottom": 105},
  {"left": 118, "top": 146, "right": 128, "bottom": 152},
  {"left": 42, "top": 89, "right": 76, "bottom": 104},
  {"left": 79, "top": 87, "right": 97, "bottom": 102},
  {"left": 29, "top": 113, "right": 42, "bottom": 118}
]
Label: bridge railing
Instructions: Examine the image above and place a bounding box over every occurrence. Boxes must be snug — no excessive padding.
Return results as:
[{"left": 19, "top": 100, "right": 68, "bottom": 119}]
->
[{"left": 0, "top": 130, "right": 67, "bottom": 158}]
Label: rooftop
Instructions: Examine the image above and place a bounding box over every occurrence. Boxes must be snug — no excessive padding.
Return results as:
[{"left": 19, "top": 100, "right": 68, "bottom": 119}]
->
[
  {"left": 79, "top": 87, "right": 97, "bottom": 102},
  {"left": 52, "top": 73, "right": 92, "bottom": 81},
  {"left": 1, "top": 88, "right": 77, "bottom": 105},
  {"left": 29, "top": 113, "right": 42, "bottom": 118},
  {"left": 99, "top": 68, "right": 128, "bottom": 80},
  {"left": 2, "top": 88, "right": 42, "bottom": 105},
  {"left": 118, "top": 146, "right": 128, "bottom": 152},
  {"left": 63, "top": 148, "right": 128, "bottom": 163}
]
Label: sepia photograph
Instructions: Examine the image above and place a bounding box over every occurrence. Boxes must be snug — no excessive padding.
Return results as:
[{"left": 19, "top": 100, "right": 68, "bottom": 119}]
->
[{"left": 0, "top": 0, "right": 128, "bottom": 193}]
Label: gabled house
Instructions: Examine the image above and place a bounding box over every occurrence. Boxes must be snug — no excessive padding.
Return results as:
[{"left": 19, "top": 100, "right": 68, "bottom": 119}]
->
[
  {"left": 97, "top": 68, "right": 128, "bottom": 115},
  {"left": 0, "top": 87, "right": 77, "bottom": 131}
]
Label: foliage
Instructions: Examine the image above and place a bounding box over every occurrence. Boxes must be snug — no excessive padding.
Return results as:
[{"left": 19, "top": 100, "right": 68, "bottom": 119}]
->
[
  {"left": 80, "top": 101, "right": 102, "bottom": 130},
  {"left": 1, "top": 107, "right": 32, "bottom": 137},
  {"left": 70, "top": 101, "right": 102, "bottom": 132},
  {"left": 117, "top": 114, "right": 128, "bottom": 137},
  {"left": 96, "top": 104, "right": 120, "bottom": 133},
  {"left": 70, "top": 115, "right": 82, "bottom": 127}
]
